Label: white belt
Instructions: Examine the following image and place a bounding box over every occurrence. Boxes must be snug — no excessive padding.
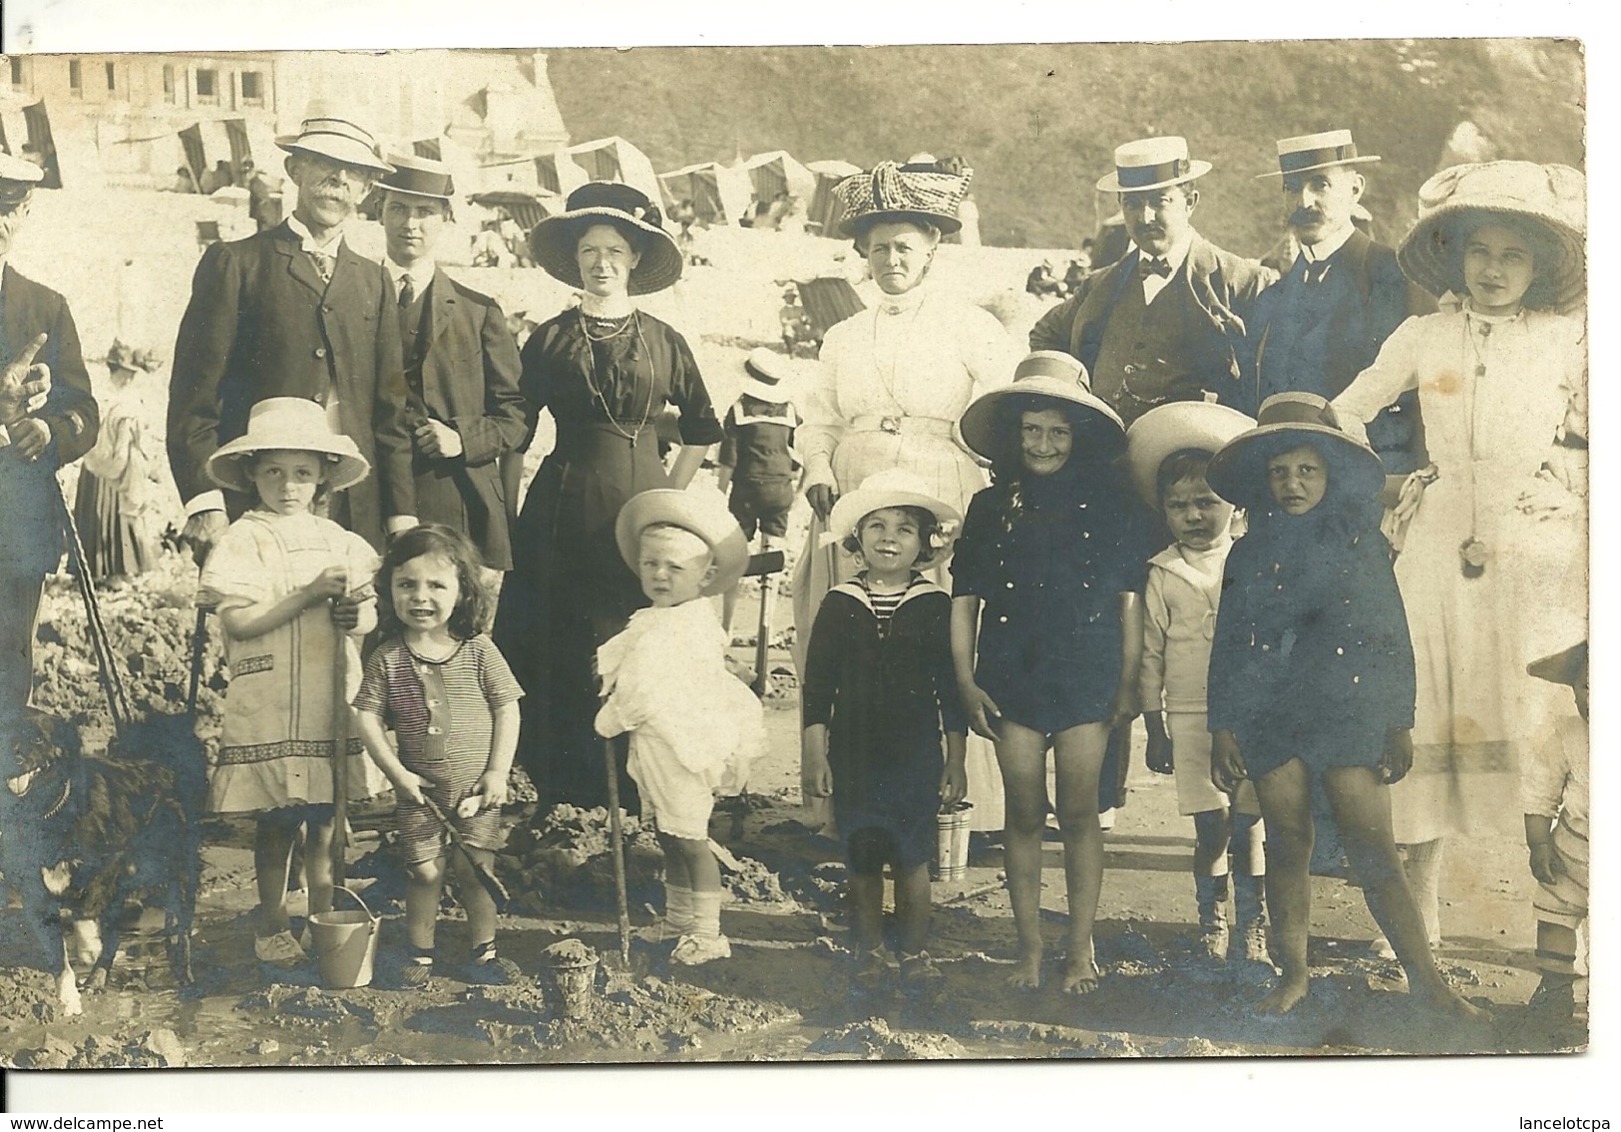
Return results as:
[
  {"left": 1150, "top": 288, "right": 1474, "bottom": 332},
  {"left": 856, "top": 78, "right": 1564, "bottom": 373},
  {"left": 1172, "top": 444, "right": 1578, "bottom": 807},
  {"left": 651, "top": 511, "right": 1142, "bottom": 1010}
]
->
[{"left": 849, "top": 415, "right": 955, "bottom": 438}]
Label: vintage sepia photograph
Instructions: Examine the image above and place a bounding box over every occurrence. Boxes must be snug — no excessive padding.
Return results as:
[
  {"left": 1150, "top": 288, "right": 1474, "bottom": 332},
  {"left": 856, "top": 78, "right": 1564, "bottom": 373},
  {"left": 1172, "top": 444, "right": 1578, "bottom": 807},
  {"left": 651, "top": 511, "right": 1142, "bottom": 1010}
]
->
[{"left": 0, "top": 29, "right": 1591, "bottom": 1085}]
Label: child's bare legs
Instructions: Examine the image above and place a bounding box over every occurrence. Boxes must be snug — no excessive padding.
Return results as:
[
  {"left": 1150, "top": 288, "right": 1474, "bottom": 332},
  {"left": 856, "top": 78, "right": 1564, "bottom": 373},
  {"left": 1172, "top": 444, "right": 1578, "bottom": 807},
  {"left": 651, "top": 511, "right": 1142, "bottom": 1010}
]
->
[
  {"left": 1322, "top": 766, "right": 1486, "bottom": 1021},
  {"left": 304, "top": 817, "right": 335, "bottom": 918},
  {"left": 1232, "top": 812, "right": 1266, "bottom": 875},
  {"left": 1192, "top": 807, "right": 1233, "bottom": 877},
  {"left": 1052, "top": 722, "right": 1109, "bottom": 995},
  {"left": 894, "top": 861, "right": 932, "bottom": 957},
  {"left": 254, "top": 812, "right": 300, "bottom": 937},
  {"left": 658, "top": 831, "right": 720, "bottom": 894},
  {"left": 405, "top": 856, "right": 447, "bottom": 952},
  {"left": 1252, "top": 759, "right": 1314, "bottom": 1014},
  {"left": 994, "top": 720, "right": 1052, "bottom": 988},
  {"left": 449, "top": 847, "right": 499, "bottom": 948},
  {"left": 846, "top": 829, "right": 887, "bottom": 954}
]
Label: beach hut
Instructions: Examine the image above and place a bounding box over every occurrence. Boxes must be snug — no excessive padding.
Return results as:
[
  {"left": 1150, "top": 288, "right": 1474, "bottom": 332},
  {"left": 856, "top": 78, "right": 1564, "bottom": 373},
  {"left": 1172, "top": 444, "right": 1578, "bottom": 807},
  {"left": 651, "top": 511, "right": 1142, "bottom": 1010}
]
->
[
  {"left": 805, "top": 158, "right": 862, "bottom": 236},
  {"left": 738, "top": 150, "right": 816, "bottom": 218},
  {"left": 533, "top": 145, "right": 590, "bottom": 198},
  {"left": 566, "top": 136, "right": 662, "bottom": 210},
  {"left": 658, "top": 161, "right": 752, "bottom": 227}
]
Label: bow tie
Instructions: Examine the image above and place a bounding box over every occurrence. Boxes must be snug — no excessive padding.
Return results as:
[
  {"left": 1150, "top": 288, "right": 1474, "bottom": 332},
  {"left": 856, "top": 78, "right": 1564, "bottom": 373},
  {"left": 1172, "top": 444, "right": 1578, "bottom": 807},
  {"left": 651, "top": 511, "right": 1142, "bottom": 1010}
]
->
[{"left": 1139, "top": 256, "right": 1172, "bottom": 280}]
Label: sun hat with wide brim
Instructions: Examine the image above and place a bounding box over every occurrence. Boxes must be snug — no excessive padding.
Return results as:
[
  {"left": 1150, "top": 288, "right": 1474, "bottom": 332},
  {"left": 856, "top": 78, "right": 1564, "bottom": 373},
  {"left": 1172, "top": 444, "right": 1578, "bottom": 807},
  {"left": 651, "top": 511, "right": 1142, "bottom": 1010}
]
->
[
  {"left": 275, "top": 102, "right": 394, "bottom": 175},
  {"left": 1256, "top": 129, "right": 1382, "bottom": 179},
  {"left": 527, "top": 182, "right": 683, "bottom": 296},
  {"left": 833, "top": 160, "right": 972, "bottom": 239},
  {"left": 738, "top": 347, "right": 797, "bottom": 404},
  {"left": 206, "top": 397, "right": 370, "bottom": 494},
  {"left": 1396, "top": 161, "right": 1586, "bottom": 314},
  {"left": 1125, "top": 400, "right": 1256, "bottom": 508},
  {"left": 0, "top": 151, "right": 44, "bottom": 204},
  {"left": 1527, "top": 639, "right": 1588, "bottom": 688},
  {"left": 959, "top": 351, "right": 1124, "bottom": 462},
  {"left": 1206, "top": 392, "right": 1385, "bottom": 511},
  {"left": 825, "top": 468, "right": 961, "bottom": 551},
  {"left": 615, "top": 486, "right": 750, "bottom": 598},
  {"left": 1096, "top": 136, "right": 1212, "bottom": 194}
]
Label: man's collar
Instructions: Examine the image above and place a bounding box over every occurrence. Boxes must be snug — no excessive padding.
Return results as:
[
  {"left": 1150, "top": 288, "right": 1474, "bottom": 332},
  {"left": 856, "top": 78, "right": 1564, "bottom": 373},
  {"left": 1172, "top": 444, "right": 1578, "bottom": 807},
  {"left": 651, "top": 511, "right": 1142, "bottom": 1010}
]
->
[
  {"left": 286, "top": 212, "right": 346, "bottom": 254},
  {"left": 387, "top": 256, "right": 436, "bottom": 287},
  {"left": 1300, "top": 223, "right": 1355, "bottom": 264},
  {"left": 1133, "top": 229, "right": 1196, "bottom": 273}
]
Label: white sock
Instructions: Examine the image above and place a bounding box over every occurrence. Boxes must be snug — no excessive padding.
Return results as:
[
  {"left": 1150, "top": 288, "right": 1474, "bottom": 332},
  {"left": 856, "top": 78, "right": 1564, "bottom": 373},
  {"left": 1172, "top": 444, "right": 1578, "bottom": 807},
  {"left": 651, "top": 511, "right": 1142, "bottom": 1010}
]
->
[
  {"left": 689, "top": 890, "right": 724, "bottom": 941},
  {"left": 666, "top": 884, "right": 696, "bottom": 934}
]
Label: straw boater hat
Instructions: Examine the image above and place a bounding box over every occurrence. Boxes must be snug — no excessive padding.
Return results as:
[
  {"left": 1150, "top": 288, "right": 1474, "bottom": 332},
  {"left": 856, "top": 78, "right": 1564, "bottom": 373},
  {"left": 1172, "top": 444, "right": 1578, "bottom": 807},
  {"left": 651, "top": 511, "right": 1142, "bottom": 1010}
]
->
[
  {"left": 1527, "top": 640, "right": 1588, "bottom": 688},
  {"left": 959, "top": 351, "right": 1124, "bottom": 462},
  {"left": 275, "top": 102, "right": 393, "bottom": 175},
  {"left": 1397, "top": 161, "right": 1586, "bottom": 313},
  {"left": 0, "top": 152, "right": 44, "bottom": 205},
  {"left": 739, "top": 347, "right": 796, "bottom": 404},
  {"left": 206, "top": 397, "right": 370, "bottom": 494},
  {"left": 526, "top": 182, "right": 683, "bottom": 296},
  {"left": 1125, "top": 400, "right": 1256, "bottom": 508},
  {"left": 615, "top": 486, "right": 750, "bottom": 598},
  {"left": 825, "top": 468, "right": 961, "bottom": 551},
  {"left": 1257, "top": 129, "right": 1381, "bottom": 179},
  {"left": 378, "top": 152, "right": 456, "bottom": 202},
  {"left": 1206, "top": 392, "right": 1384, "bottom": 511},
  {"left": 833, "top": 160, "right": 973, "bottom": 239},
  {"left": 1096, "top": 136, "right": 1212, "bottom": 194}
]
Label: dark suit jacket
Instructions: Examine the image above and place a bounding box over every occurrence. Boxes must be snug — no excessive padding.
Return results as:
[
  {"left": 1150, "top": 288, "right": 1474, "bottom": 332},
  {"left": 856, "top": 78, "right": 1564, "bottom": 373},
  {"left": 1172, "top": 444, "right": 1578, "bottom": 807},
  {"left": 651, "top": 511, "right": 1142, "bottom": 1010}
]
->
[
  {"left": 1, "top": 265, "right": 98, "bottom": 573},
  {"left": 167, "top": 220, "right": 414, "bottom": 549},
  {"left": 1030, "top": 235, "right": 1276, "bottom": 406},
  {"left": 403, "top": 267, "right": 525, "bottom": 569}
]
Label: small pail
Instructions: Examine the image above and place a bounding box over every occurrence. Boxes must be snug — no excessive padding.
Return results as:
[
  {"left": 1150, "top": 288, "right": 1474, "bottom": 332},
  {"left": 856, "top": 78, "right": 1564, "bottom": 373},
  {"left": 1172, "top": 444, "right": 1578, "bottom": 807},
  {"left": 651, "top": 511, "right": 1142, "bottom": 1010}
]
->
[
  {"left": 539, "top": 940, "right": 600, "bottom": 1019},
  {"left": 309, "top": 885, "right": 379, "bottom": 989},
  {"left": 933, "top": 801, "right": 974, "bottom": 881}
]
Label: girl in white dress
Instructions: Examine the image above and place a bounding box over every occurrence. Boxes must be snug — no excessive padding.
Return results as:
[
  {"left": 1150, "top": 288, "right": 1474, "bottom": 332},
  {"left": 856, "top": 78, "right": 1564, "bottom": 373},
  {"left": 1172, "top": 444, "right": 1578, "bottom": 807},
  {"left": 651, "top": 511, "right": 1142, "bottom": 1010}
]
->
[
  {"left": 793, "top": 159, "right": 1020, "bottom": 832},
  {"left": 1332, "top": 161, "right": 1586, "bottom": 950}
]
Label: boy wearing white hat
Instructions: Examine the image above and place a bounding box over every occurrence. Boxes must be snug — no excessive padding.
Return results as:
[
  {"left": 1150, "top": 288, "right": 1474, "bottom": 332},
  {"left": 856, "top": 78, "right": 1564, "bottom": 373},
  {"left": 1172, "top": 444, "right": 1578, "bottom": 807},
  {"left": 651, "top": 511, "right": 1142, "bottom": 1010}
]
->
[
  {"left": 169, "top": 102, "right": 417, "bottom": 559},
  {"left": 1031, "top": 136, "right": 1275, "bottom": 426},
  {"left": 1244, "top": 129, "right": 1435, "bottom": 473},
  {"left": 594, "top": 488, "right": 763, "bottom": 964}
]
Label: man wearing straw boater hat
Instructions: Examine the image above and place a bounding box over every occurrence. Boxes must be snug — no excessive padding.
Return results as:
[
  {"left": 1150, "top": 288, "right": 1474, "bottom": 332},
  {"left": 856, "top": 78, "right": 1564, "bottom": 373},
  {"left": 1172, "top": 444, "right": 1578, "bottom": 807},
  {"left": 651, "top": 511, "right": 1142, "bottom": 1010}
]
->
[
  {"left": 378, "top": 153, "right": 524, "bottom": 572},
  {"left": 1032, "top": 136, "right": 1274, "bottom": 427},
  {"left": 0, "top": 151, "right": 99, "bottom": 714},
  {"left": 1243, "top": 129, "right": 1435, "bottom": 474},
  {"left": 169, "top": 102, "right": 417, "bottom": 556}
]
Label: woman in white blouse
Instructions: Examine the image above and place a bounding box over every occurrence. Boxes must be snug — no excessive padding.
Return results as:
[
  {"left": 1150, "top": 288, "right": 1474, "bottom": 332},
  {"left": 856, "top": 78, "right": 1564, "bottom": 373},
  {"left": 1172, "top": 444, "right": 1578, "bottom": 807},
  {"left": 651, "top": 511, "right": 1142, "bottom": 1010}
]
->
[
  {"left": 1332, "top": 161, "right": 1586, "bottom": 952},
  {"left": 792, "top": 160, "right": 1020, "bottom": 831}
]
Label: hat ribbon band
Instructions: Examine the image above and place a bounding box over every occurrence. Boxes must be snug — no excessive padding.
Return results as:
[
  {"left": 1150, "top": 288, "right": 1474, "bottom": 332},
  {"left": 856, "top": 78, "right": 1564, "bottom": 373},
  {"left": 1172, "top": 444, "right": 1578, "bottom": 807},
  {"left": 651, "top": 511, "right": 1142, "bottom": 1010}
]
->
[
  {"left": 1117, "top": 157, "right": 1192, "bottom": 189},
  {"left": 743, "top": 359, "right": 781, "bottom": 385},
  {"left": 384, "top": 170, "right": 454, "bottom": 197},
  {"left": 294, "top": 125, "right": 380, "bottom": 151},
  {"left": 1256, "top": 402, "right": 1342, "bottom": 429},
  {"left": 1278, "top": 143, "right": 1358, "bottom": 173}
]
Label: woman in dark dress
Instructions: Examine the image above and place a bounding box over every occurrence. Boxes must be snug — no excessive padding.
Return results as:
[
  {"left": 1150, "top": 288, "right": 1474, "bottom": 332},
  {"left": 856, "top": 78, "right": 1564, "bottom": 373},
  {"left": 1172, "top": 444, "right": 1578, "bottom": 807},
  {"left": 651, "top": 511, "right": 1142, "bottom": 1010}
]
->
[{"left": 493, "top": 183, "right": 723, "bottom": 810}]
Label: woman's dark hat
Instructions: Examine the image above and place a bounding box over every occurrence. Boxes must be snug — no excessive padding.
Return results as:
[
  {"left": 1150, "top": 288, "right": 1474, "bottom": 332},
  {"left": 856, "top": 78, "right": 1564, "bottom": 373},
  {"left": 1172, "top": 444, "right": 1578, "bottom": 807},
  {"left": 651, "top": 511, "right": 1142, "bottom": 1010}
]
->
[
  {"left": 1527, "top": 640, "right": 1588, "bottom": 688},
  {"left": 527, "top": 182, "right": 683, "bottom": 296},
  {"left": 1207, "top": 392, "right": 1385, "bottom": 509},
  {"left": 833, "top": 160, "right": 972, "bottom": 239},
  {"left": 958, "top": 351, "right": 1124, "bottom": 461}
]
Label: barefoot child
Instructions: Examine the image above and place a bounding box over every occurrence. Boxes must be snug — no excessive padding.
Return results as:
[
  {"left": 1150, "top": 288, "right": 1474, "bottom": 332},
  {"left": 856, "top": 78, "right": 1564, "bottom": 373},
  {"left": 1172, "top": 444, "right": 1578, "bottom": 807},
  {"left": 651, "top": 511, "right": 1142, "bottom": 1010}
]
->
[
  {"left": 801, "top": 469, "right": 968, "bottom": 996},
  {"left": 1521, "top": 638, "right": 1589, "bottom": 1027},
  {"left": 1206, "top": 392, "right": 1486, "bottom": 1019},
  {"left": 198, "top": 398, "right": 385, "bottom": 969},
  {"left": 1126, "top": 401, "right": 1268, "bottom": 962},
  {"left": 951, "top": 352, "right": 1156, "bottom": 995},
  {"left": 353, "top": 525, "right": 523, "bottom": 987},
  {"left": 595, "top": 488, "right": 763, "bottom": 965}
]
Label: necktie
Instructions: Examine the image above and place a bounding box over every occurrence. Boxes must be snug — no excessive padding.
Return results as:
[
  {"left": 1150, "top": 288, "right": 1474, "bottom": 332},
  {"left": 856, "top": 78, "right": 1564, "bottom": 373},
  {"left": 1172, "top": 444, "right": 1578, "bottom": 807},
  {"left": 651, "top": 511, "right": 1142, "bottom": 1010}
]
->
[
  {"left": 309, "top": 250, "right": 335, "bottom": 284},
  {"left": 1139, "top": 256, "right": 1171, "bottom": 280},
  {"left": 398, "top": 275, "right": 416, "bottom": 309},
  {"left": 1303, "top": 258, "right": 1332, "bottom": 285}
]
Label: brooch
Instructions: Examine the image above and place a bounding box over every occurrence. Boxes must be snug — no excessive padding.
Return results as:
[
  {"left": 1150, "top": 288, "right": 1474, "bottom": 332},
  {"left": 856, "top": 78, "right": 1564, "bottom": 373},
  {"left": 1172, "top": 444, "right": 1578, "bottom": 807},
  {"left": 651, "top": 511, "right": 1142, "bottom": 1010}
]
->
[
  {"left": 1460, "top": 536, "right": 1488, "bottom": 579},
  {"left": 879, "top": 416, "right": 902, "bottom": 435}
]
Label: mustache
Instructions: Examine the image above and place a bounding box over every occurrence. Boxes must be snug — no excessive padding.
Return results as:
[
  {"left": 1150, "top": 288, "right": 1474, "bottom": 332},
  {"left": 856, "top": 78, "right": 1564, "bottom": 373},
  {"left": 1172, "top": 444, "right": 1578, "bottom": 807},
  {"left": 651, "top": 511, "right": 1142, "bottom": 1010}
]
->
[{"left": 1290, "top": 209, "right": 1325, "bottom": 227}]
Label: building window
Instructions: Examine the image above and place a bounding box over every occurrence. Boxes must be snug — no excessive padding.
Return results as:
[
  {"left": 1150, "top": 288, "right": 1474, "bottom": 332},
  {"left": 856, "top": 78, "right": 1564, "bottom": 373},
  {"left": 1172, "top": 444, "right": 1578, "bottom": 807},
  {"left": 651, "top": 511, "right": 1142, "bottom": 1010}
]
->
[
  {"left": 240, "top": 70, "right": 264, "bottom": 107},
  {"left": 8, "top": 56, "right": 23, "bottom": 91},
  {"left": 195, "top": 67, "right": 218, "bottom": 105},
  {"left": 105, "top": 61, "right": 118, "bottom": 94},
  {"left": 162, "top": 64, "right": 176, "bottom": 104},
  {"left": 68, "top": 58, "right": 82, "bottom": 97}
]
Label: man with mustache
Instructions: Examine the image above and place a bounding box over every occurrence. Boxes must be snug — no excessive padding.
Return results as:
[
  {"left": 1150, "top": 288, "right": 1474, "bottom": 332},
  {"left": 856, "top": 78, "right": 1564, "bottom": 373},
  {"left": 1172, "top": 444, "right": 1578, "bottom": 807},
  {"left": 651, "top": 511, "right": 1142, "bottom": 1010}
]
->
[
  {"left": 168, "top": 103, "right": 417, "bottom": 556},
  {"left": 1031, "top": 136, "right": 1274, "bottom": 426},
  {"left": 1242, "top": 130, "right": 1435, "bottom": 472}
]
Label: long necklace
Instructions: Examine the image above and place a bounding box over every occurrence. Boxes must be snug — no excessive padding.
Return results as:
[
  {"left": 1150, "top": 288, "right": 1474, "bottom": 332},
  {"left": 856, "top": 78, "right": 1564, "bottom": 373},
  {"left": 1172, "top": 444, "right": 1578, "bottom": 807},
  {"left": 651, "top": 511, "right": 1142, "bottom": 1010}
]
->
[
  {"left": 871, "top": 290, "right": 924, "bottom": 423},
  {"left": 1458, "top": 314, "right": 1499, "bottom": 579},
  {"left": 580, "top": 308, "right": 655, "bottom": 445}
]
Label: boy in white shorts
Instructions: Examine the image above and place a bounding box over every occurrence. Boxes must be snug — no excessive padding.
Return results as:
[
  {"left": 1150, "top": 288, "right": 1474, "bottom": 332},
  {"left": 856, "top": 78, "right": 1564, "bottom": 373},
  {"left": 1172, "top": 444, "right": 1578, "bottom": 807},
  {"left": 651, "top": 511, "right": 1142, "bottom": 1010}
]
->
[{"left": 595, "top": 488, "right": 762, "bottom": 965}]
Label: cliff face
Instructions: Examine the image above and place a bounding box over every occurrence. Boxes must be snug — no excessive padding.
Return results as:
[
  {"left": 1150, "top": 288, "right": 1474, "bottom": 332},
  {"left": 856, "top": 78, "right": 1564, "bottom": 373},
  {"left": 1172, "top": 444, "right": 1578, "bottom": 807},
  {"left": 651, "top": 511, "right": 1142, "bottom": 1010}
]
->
[{"left": 547, "top": 39, "right": 1584, "bottom": 254}]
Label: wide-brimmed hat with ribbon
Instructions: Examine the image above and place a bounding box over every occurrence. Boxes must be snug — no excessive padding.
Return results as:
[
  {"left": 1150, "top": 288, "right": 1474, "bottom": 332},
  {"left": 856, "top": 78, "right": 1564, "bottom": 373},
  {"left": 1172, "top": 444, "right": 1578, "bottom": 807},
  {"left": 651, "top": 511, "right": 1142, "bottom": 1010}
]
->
[
  {"left": 959, "top": 351, "right": 1124, "bottom": 461},
  {"left": 1096, "top": 136, "right": 1212, "bottom": 194},
  {"left": 378, "top": 152, "right": 456, "bottom": 202},
  {"left": 1125, "top": 400, "right": 1256, "bottom": 508},
  {"left": 527, "top": 182, "right": 683, "bottom": 296},
  {"left": 1207, "top": 392, "right": 1384, "bottom": 511},
  {"left": 833, "top": 160, "right": 972, "bottom": 239},
  {"left": 1397, "top": 161, "right": 1586, "bottom": 313},
  {"left": 739, "top": 347, "right": 797, "bottom": 404},
  {"left": 825, "top": 468, "right": 961, "bottom": 552},
  {"left": 0, "top": 152, "right": 44, "bottom": 205},
  {"left": 206, "top": 397, "right": 370, "bottom": 494},
  {"left": 1257, "top": 129, "right": 1382, "bottom": 179},
  {"left": 276, "top": 102, "right": 393, "bottom": 175},
  {"left": 615, "top": 485, "right": 750, "bottom": 597}
]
